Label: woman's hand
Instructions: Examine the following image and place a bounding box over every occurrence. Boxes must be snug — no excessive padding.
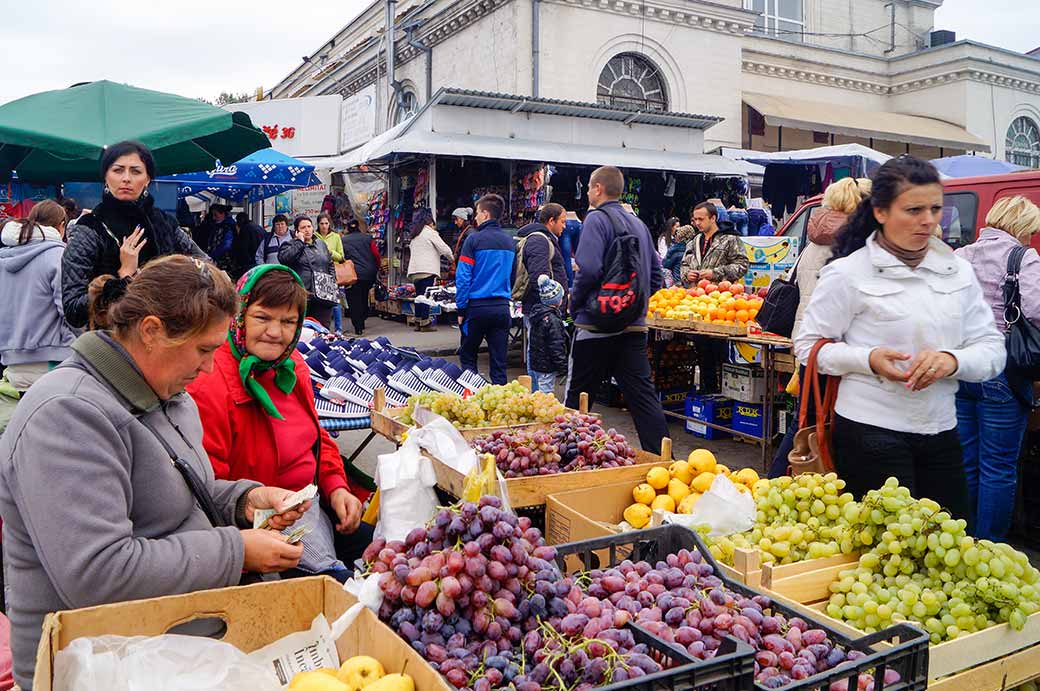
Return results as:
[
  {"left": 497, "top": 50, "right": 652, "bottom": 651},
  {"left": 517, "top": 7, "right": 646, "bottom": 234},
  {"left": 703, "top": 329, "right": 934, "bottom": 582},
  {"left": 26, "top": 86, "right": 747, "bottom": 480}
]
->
[
  {"left": 240, "top": 529, "right": 304, "bottom": 573},
  {"left": 118, "top": 226, "right": 147, "bottom": 278},
  {"left": 868, "top": 348, "right": 912, "bottom": 382},
  {"left": 905, "top": 350, "right": 958, "bottom": 392},
  {"left": 244, "top": 486, "right": 312, "bottom": 530},
  {"left": 329, "top": 488, "right": 363, "bottom": 534}
]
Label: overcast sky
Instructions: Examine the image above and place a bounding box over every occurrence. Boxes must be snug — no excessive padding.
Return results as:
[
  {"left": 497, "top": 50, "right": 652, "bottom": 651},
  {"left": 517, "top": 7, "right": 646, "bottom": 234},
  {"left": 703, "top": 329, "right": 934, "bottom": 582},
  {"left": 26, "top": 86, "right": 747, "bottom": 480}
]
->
[{"left": 0, "top": 0, "right": 1035, "bottom": 106}]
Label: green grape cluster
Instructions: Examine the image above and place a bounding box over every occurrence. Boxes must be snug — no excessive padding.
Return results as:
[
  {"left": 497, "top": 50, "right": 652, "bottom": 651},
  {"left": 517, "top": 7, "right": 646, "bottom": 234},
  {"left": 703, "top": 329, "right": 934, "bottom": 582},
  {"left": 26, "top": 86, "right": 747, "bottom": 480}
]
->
[
  {"left": 707, "top": 473, "right": 857, "bottom": 566},
  {"left": 825, "top": 477, "right": 1040, "bottom": 642},
  {"left": 400, "top": 382, "right": 566, "bottom": 429}
]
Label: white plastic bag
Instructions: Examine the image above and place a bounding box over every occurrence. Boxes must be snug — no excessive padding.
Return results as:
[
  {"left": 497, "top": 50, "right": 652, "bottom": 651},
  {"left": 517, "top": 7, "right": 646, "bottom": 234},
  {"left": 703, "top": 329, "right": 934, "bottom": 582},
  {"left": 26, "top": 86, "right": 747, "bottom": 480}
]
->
[
  {"left": 665, "top": 474, "right": 755, "bottom": 537},
  {"left": 53, "top": 634, "right": 279, "bottom": 691},
  {"left": 332, "top": 573, "right": 385, "bottom": 639},
  {"left": 375, "top": 436, "right": 439, "bottom": 543},
  {"left": 410, "top": 408, "right": 479, "bottom": 475}
]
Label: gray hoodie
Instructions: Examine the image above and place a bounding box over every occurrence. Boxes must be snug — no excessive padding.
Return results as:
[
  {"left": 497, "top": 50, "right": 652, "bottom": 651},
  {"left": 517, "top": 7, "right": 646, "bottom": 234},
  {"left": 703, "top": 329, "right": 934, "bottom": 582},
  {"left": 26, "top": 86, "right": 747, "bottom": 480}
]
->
[
  {"left": 0, "top": 332, "right": 258, "bottom": 689},
  {"left": 0, "top": 222, "right": 74, "bottom": 366}
]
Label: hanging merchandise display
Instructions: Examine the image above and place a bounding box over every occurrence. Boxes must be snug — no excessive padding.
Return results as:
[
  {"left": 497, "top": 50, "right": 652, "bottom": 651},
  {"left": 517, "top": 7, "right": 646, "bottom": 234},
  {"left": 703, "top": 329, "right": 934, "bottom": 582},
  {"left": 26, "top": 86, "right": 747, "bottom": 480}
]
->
[
  {"left": 509, "top": 164, "right": 550, "bottom": 226},
  {"left": 621, "top": 175, "right": 642, "bottom": 216}
]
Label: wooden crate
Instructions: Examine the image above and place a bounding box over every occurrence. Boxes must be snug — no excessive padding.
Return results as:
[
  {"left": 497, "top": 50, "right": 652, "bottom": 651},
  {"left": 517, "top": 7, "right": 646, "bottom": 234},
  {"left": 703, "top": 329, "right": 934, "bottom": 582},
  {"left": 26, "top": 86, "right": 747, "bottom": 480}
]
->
[
  {"left": 647, "top": 316, "right": 746, "bottom": 337},
  {"left": 544, "top": 479, "right": 762, "bottom": 587},
  {"left": 431, "top": 439, "right": 674, "bottom": 510},
  {"left": 763, "top": 557, "right": 1040, "bottom": 687},
  {"left": 370, "top": 387, "right": 594, "bottom": 444}
]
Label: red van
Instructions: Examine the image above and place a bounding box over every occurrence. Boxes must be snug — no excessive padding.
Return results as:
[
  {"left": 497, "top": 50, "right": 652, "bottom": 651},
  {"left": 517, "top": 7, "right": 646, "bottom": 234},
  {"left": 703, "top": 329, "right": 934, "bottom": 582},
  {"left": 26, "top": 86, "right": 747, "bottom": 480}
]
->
[{"left": 776, "top": 170, "right": 1040, "bottom": 252}]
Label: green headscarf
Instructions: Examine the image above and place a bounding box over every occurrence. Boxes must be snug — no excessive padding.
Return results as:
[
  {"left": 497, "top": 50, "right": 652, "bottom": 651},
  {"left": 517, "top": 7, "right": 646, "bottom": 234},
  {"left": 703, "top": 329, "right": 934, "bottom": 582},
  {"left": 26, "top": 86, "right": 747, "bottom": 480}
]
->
[{"left": 229, "top": 264, "right": 306, "bottom": 420}]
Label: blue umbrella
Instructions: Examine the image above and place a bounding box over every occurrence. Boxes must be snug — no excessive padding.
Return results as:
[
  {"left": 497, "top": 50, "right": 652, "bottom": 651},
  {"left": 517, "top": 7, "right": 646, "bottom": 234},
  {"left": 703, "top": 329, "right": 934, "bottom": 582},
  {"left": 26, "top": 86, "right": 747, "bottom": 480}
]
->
[
  {"left": 931, "top": 155, "right": 1029, "bottom": 178},
  {"left": 157, "top": 147, "right": 321, "bottom": 201}
]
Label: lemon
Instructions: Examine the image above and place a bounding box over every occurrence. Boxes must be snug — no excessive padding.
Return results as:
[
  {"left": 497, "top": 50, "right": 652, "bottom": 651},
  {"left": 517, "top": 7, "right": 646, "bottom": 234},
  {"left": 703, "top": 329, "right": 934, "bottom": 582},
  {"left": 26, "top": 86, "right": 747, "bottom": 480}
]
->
[
  {"left": 632, "top": 483, "right": 656, "bottom": 506},
  {"left": 687, "top": 449, "right": 717, "bottom": 475},
  {"left": 691, "top": 471, "right": 716, "bottom": 494},
  {"left": 668, "top": 460, "right": 694, "bottom": 484},
  {"left": 623, "top": 503, "right": 652, "bottom": 529},
  {"left": 651, "top": 494, "right": 676, "bottom": 513},
  {"left": 715, "top": 463, "right": 731, "bottom": 477},
  {"left": 646, "top": 466, "right": 670, "bottom": 490},
  {"left": 667, "top": 478, "right": 691, "bottom": 506},
  {"left": 677, "top": 493, "right": 701, "bottom": 514}
]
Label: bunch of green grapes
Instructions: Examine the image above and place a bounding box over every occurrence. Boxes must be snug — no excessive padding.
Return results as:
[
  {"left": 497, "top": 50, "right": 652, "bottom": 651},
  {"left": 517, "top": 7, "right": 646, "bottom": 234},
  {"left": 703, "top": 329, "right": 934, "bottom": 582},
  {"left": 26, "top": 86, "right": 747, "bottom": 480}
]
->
[
  {"left": 824, "top": 477, "right": 1040, "bottom": 641},
  {"left": 401, "top": 391, "right": 483, "bottom": 427},
  {"left": 402, "top": 381, "right": 567, "bottom": 429}
]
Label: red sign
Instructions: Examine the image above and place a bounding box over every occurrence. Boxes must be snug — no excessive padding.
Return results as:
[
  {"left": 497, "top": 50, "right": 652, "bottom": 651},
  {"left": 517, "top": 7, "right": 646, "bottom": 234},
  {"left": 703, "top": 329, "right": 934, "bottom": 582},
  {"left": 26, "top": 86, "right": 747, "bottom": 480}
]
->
[{"left": 260, "top": 125, "right": 297, "bottom": 140}]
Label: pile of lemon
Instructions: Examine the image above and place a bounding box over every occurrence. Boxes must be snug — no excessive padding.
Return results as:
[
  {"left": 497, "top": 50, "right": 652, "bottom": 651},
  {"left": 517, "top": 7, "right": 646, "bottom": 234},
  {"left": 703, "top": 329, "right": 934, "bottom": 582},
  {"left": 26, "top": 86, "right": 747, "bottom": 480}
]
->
[
  {"left": 623, "top": 449, "right": 762, "bottom": 529},
  {"left": 647, "top": 285, "right": 763, "bottom": 327}
]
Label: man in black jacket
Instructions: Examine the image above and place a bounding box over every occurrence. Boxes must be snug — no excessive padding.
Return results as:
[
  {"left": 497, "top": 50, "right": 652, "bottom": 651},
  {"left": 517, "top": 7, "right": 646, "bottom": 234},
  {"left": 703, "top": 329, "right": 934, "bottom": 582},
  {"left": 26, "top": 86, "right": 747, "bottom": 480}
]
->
[{"left": 230, "top": 212, "right": 263, "bottom": 280}]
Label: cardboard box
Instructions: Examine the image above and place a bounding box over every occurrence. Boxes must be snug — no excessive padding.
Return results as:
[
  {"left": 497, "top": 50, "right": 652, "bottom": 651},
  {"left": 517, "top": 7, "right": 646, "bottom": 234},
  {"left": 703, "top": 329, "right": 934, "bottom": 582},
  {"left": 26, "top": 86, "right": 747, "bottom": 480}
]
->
[
  {"left": 733, "top": 402, "right": 764, "bottom": 438},
  {"left": 684, "top": 395, "right": 733, "bottom": 440},
  {"left": 35, "top": 577, "right": 451, "bottom": 691},
  {"left": 721, "top": 363, "right": 766, "bottom": 404},
  {"left": 545, "top": 482, "right": 761, "bottom": 586}
]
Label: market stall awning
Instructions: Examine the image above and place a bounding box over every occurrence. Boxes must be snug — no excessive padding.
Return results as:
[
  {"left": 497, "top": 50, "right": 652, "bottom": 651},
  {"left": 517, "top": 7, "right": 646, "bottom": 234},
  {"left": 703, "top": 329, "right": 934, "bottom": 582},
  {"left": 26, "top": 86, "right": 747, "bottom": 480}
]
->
[
  {"left": 318, "top": 129, "right": 748, "bottom": 177},
  {"left": 156, "top": 147, "right": 320, "bottom": 202},
  {"left": 931, "top": 154, "right": 1030, "bottom": 177},
  {"left": 742, "top": 93, "right": 990, "bottom": 153}
]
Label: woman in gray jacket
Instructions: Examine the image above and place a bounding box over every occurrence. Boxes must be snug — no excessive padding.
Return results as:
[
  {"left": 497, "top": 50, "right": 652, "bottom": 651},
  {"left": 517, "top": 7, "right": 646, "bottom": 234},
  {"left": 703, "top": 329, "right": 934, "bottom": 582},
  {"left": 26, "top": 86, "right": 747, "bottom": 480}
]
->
[{"left": 0, "top": 255, "right": 309, "bottom": 689}]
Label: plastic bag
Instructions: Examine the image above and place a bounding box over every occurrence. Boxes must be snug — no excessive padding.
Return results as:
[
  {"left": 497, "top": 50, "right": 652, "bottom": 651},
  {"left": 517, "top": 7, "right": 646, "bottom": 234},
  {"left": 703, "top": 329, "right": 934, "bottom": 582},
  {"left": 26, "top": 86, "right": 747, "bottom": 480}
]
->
[
  {"left": 332, "top": 573, "right": 385, "bottom": 639},
  {"left": 461, "top": 453, "right": 513, "bottom": 513},
  {"left": 53, "top": 634, "right": 279, "bottom": 691},
  {"left": 665, "top": 474, "right": 755, "bottom": 537},
  {"left": 374, "top": 436, "right": 439, "bottom": 543},
  {"left": 410, "top": 408, "right": 479, "bottom": 475}
]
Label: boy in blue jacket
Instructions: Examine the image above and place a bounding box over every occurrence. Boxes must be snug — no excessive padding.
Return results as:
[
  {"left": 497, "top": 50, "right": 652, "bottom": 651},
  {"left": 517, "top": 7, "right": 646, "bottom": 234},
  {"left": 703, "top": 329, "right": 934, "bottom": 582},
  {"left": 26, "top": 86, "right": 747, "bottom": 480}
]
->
[{"left": 455, "top": 193, "right": 515, "bottom": 384}]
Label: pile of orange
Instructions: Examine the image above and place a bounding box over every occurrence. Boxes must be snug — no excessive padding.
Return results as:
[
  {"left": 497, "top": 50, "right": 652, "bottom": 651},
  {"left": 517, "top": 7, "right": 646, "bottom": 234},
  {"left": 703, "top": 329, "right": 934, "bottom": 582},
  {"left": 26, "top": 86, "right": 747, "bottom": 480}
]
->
[{"left": 648, "top": 280, "right": 764, "bottom": 328}]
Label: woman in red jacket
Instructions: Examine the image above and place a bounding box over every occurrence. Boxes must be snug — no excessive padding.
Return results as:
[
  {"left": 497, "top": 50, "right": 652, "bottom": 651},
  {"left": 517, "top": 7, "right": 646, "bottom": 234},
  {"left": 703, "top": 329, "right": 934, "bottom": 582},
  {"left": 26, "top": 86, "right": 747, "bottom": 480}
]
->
[{"left": 188, "top": 264, "right": 371, "bottom": 581}]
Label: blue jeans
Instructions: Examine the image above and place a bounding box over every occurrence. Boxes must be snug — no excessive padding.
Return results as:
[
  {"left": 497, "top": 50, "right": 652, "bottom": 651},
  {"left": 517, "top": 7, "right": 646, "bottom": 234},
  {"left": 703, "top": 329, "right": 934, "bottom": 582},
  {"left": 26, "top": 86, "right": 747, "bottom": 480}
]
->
[
  {"left": 956, "top": 372, "right": 1030, "bottom": 542},
  {"left": 530, "top": 371, "right": 556, "bottom": 394},
  {"left": 332, "top": 303, "right": 343, "bottom": 332}
]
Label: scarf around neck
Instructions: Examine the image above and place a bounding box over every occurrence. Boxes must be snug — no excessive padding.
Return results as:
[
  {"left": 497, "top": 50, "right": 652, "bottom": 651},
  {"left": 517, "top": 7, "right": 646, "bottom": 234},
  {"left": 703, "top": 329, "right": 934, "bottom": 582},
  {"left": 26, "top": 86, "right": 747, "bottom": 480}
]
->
[
  {"left": 229, "top": 264, "right": 306, "bottom": 419},
  {"left": 876, "top": 230, "right": 929, "bottom": 269}
]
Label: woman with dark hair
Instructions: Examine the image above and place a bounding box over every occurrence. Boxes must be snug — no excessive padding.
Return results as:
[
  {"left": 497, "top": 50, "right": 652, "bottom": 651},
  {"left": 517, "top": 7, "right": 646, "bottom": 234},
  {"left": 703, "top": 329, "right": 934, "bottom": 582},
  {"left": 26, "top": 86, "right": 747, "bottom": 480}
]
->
[
  {"left": 315, "top": 212, "right": 345, "bottom": 332},
  {"left": 61, "top": 141, "right": 208, "bottom": 328},
  {"left": 795, "top": 156, "right": 1005, "bottom": 518},
  {"left": 341, "top": 218, "right": 381, "bottom": 335},
  {"left": 658, "top": 216, "right": 680, "bottom": 257},
  {"left": 407, "top": 209, "right": 454, "bottom": 331},
  {"left": 0, "top": 256, "right": 308, "bottom": 689},
  {"left": 277, "top": 215, "right": 338, "bottom": 328},
  {"left": 0, "top": 201, "right": 75, "bottom": 412}
]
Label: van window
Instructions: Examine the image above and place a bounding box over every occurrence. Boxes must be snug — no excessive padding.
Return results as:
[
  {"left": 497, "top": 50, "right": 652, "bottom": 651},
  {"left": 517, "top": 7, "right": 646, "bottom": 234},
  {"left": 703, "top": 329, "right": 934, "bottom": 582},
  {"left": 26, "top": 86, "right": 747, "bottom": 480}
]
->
[{"left": 939, "top": 192, "right": 978, "bottom": 249}]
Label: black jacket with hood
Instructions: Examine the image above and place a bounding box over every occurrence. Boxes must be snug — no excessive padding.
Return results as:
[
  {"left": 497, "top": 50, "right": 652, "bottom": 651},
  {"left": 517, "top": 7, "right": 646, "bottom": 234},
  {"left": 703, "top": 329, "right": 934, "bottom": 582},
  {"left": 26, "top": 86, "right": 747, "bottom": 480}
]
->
[
  {"left": 514, "top": 223, "right": 569, "bottom": 314},
  {"left": 527, "top": 303, "right": 569, "bottom": 375},
  {"left": 62, "top": 193, "right": 208, "bottom": 328}
]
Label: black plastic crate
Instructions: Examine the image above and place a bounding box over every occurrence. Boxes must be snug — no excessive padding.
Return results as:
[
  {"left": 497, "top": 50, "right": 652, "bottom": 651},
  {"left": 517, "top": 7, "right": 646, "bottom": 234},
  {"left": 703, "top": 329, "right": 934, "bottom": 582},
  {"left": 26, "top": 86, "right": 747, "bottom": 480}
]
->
[
  {"left": 553, "top": 524, "right": 930, "bottom": 691},
  {"left": 601, "top": 623, "right": 755, "bottom": 691}
]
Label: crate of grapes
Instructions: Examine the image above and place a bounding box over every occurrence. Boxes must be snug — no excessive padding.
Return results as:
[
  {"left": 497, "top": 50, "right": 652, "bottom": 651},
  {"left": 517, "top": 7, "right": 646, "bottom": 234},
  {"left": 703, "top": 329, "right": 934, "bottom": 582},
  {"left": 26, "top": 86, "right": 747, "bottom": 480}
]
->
[
  {"left": 370, "top": 380, "right": 595, "bottom": 444},
  {"left": 431, "top": 432, "right": 675, "bottom": 511},
  {"left": 552, "top": 524, "right": 931, "bottom": 691}
]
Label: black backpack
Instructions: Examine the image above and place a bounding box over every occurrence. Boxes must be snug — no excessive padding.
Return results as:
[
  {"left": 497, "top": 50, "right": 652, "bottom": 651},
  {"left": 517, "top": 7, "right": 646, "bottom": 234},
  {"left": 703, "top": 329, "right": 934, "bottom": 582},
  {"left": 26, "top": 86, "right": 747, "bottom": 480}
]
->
[{"left": 582, "top": 207, "right": 646, "bottom": 333}]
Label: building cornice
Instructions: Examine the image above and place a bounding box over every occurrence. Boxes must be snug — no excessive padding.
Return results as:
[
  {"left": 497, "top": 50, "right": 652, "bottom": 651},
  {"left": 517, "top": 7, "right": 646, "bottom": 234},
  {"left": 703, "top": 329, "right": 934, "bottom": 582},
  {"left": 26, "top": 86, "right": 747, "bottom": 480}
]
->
[
  {"left": 543, "top": 0, "right": 756, "bottom": 35},
  {"left": 742, "top": 58, "right": 890, "bottom": 95}
]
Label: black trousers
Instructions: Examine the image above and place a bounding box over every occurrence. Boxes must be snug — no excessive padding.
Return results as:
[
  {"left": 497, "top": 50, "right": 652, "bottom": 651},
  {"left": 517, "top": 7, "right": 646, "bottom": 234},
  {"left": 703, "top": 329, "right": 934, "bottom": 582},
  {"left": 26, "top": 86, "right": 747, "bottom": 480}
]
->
[
  {"left": 459, "top": 303, "right": 511, "bottom": 384},
  {"left": 306, "top": 298, "right": 334, "bottom": 330},
  {"left": 564, "top": 331, "right": 671, "bottom": 457},
  {"left": 345, "top": 279, "right": 374, "bottom": 334},
  {"left": 693, "top": 336, "right": 729, "bottom": 394},
  {"left": 832, "top": 414, "right": 972, "bottom": 525},
  {"left": 413, "top": 275, "right": 437, "bottom": 321}
]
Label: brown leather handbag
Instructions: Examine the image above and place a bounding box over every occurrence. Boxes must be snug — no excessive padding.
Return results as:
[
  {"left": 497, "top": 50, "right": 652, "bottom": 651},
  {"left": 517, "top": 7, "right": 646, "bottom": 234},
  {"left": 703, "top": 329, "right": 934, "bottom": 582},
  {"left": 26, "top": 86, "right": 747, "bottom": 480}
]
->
[
  {"left": 336, "top": 259, "right": 358, "bottom": 287},
  {"left": 789, "top": 338, "right": 839, "bottom": 475}
]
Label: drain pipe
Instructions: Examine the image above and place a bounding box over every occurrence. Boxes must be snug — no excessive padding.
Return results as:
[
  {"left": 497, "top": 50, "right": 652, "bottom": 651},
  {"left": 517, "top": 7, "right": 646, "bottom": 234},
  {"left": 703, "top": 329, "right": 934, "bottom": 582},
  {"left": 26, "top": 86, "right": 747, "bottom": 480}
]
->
[
  {"left": 532, "top": 0, "right": 540, "bottom": 97},
  {"left": 385, "top": 0, "right": 399, "bottom": 122},
  {"left": 405, "top": 26, "right": 433, "bottom": 102}
]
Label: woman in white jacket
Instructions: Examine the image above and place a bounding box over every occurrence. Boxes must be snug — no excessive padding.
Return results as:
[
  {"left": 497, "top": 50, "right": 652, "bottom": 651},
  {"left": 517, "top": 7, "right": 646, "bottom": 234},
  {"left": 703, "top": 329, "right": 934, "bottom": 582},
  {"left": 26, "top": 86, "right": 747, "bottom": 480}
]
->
[
  {"left": 407, "top": 210, "right": 454, "bottom": 331},
  {"left": 795, "top": 156, "right": 1005, "bottom": 522}
]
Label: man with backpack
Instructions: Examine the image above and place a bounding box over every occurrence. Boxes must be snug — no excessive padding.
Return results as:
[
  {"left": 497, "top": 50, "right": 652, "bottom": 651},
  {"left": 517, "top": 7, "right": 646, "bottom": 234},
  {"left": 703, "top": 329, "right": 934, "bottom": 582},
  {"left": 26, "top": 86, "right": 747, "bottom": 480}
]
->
[
  {"left": 565, "top": 166, "right": 670, "bottom": 456},
  {"left": 514, "top": 204, "right": 569, "bottom": 384},
  {"left": 456, "top": 194, "right": 515, "bottom": 385}
]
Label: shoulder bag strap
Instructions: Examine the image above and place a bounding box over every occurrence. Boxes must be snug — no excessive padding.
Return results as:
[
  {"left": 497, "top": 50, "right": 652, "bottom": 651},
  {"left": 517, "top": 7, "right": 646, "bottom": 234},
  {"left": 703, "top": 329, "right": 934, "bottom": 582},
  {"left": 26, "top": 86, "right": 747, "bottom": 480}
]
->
[{"left": 1004, "top": 246, "right": 1027, "bottom": 329}]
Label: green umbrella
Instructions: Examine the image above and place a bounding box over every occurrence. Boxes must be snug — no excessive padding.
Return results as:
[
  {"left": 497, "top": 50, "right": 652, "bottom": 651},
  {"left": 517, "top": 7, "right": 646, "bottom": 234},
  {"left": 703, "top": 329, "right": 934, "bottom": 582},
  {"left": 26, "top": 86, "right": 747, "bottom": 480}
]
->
[{"left": 0, "top": 80, "right": 270, "bottom": 183}]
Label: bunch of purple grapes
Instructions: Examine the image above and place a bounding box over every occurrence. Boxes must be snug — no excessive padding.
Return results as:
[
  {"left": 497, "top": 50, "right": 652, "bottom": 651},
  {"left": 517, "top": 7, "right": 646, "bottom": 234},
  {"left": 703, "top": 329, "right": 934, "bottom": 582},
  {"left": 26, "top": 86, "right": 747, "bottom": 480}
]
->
[
  {"left": 363, "top": 496, "right": 662, "bottom": 691},
  {"left": 473, "top": 413, "right": 637, "bottom": 479},
  {"left": 576, "top": 549, "right": 901, "bottom": 690}
]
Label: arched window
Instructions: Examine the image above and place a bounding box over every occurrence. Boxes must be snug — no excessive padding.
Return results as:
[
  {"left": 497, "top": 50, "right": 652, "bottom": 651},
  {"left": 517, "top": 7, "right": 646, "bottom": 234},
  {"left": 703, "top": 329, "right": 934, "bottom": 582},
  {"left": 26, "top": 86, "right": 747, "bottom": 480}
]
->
[
  {"left": 597, "top": 54, "right": 668, "bottom": 112},
  {"left": 1006, "top": 116, "right": 1040, "bottom": 168},
  {"left": 394, "top": 89, "right": 419, "bottom": 125}
]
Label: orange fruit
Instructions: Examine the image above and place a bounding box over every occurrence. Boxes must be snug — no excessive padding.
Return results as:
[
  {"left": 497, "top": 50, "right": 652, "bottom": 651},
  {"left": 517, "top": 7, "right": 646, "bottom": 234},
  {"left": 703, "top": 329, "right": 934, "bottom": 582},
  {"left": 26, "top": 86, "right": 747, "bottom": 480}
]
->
[
  {"left": 735, "top": 298, "right": 749, "bottom": 311},
  {"left": 725, "top": 310, "right": 737, "bottom": 321},
  {"left": 749, "top": 308, "right": 759, "bottom": 319},
  {"left": 736, "top": 309, "right": 750, "bottom": 322}
]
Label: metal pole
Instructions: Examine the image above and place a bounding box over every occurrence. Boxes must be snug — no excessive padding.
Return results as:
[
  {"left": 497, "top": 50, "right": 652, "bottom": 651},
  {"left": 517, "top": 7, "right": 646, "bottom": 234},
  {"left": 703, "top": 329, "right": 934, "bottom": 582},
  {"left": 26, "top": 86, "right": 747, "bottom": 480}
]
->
[
  {"left": 385, "top": 0, "right": 398, "bottom": 125},
  {"left": 532, "top": 0, "right": 541, "bottom": 97}
]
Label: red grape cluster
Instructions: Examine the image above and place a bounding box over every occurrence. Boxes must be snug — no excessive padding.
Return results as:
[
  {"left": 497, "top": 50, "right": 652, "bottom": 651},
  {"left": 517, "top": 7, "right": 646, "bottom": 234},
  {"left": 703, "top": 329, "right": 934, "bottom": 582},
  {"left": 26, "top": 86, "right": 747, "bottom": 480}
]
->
[
  {"left": 576, "top": 550, "right": 901, "bottom": 690},
  {"left": 473, "top": 413, "right": 637, "bottom": 478},
  {"left": 363, "top": 496, "right": 663, "bottom": 691}
]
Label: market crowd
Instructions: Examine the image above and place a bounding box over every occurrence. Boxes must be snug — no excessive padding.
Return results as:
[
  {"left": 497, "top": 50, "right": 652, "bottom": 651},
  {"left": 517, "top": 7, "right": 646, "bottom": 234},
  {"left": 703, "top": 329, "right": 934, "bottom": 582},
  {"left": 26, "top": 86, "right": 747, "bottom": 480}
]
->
[{"left": 0, "top": 139, "right": 1038, "bottom": 690}]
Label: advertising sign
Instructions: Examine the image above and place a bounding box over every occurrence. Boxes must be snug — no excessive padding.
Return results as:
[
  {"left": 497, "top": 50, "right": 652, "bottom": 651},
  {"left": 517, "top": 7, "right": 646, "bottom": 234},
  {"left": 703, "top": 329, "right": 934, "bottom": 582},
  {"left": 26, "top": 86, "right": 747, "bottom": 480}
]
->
[
  {"left": 228, "top": 95, "right": 342, "bottom": 158},
  {"left": 340, "top": 85, "right": 377, "bottom": 152}
]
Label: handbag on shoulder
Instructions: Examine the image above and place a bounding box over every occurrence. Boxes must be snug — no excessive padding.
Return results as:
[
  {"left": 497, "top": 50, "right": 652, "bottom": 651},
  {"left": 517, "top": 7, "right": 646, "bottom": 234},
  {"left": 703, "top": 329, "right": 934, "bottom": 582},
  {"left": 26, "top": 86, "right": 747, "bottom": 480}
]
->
[
  {"left": 788, "top": 338, "right": 839, "bottom": 475},
  {"left": 336, "top": 259, "right": 358, "bottom": 287},
  {"left": 756, "top": 256, "right": 801, "bottom": 337},
  {"left": 1003, "top": 246, "right": 1040, "bottom": 381}
]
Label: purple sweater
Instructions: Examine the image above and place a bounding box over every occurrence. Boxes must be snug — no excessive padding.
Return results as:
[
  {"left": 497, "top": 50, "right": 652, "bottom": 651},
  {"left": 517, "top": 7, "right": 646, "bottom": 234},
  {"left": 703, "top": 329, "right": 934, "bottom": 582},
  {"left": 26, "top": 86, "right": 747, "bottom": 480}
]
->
[{"left": 956, "top": 227, "right": 1040, "bottom": 330}]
